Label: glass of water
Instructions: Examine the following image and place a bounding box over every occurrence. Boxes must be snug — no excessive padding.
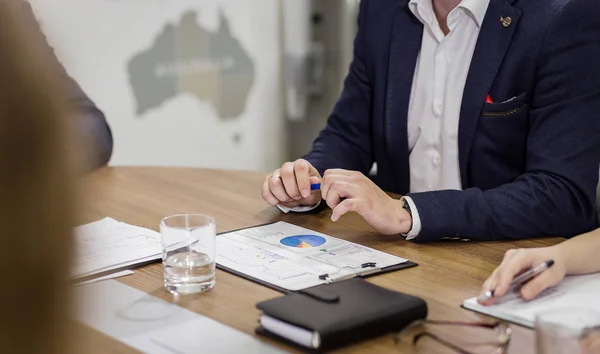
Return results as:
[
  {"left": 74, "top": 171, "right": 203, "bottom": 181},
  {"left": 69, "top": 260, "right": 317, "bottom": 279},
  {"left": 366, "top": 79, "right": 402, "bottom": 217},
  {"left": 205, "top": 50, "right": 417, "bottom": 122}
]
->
[
  {"left": 536, "top": 308, "right": 600, "bottom": 354},
  {"left": 160, "top": 214, "right": 216, "bottom": 295}
]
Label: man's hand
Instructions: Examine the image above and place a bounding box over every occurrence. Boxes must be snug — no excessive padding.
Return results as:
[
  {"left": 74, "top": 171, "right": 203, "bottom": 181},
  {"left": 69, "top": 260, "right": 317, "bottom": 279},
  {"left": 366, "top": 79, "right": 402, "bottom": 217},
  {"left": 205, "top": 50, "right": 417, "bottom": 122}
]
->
[
  {"left": 321, "top": 169, "right": 412, "bottom": 235},
  {"left": 261, "top": 159, "right": 322, "bottom": 208}
]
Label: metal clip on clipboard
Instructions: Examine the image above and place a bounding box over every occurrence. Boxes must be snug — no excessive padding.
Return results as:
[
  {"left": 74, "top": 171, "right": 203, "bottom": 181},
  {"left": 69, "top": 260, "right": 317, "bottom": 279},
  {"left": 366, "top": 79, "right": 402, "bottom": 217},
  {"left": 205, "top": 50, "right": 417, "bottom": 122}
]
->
[{"left": 318, "top": 262, "right": 380, "bottom": 284}]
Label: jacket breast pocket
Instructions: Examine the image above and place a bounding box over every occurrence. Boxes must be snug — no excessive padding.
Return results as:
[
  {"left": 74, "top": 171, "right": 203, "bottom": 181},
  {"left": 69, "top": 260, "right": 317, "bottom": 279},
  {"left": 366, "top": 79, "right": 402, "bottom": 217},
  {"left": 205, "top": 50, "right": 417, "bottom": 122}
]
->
[
  {"left": 473, "top": 92, "right": 530, "bottom": 185},
  {"left": 480, "top": 92, "right": 528, "bottom": 118}
]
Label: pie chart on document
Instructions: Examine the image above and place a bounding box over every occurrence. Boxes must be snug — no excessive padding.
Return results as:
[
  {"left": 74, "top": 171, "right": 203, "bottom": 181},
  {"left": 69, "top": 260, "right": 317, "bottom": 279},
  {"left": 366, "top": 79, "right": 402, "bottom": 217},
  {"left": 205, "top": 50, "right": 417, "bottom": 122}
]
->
[{"left": 280, "top": 235, "right": 326, "bottom": 249}]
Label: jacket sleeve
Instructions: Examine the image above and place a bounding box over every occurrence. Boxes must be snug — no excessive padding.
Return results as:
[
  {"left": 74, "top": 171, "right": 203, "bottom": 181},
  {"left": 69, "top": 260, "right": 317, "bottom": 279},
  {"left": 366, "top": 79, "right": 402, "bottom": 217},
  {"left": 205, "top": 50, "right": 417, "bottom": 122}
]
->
[
  {"left": 408, "top": 0, "right": 600, "bottom": 242},
  {"left": 303, "top": 0, "right": 373, "bottom": 176},
  {"left": 23, "top": 1, "right": 113, "bottom": 171}
]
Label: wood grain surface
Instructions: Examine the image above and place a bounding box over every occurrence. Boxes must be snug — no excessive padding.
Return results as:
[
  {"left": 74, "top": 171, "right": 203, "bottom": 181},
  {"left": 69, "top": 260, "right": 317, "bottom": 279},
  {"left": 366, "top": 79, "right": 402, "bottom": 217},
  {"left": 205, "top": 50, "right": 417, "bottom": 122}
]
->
[{"left": 77, "top": 167, "right": 563, "bottom": 353}]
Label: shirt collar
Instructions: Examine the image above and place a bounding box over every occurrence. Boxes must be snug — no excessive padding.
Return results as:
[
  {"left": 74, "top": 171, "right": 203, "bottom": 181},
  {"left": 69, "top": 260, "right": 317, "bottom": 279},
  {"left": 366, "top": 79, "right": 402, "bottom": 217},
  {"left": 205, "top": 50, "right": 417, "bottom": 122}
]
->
[
  {"left": 408, "top": 0, "right": 434, "bottom": 28},
  {"left": 408, "top": 0, "right": 490, "bottom": 28},
  {"left": 459, "top": 0, "right": 489, "bottom": 27}
]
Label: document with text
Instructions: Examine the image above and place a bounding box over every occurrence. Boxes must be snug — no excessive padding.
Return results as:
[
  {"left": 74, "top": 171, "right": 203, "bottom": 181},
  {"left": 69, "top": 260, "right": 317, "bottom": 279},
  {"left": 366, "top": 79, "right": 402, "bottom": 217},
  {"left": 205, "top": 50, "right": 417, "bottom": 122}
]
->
[
  {"left": 216, "top": 221, "right": 411, "bottom": 291},
  {"left": 73, "top": 218, "right": 161, "bottom": 279},
  {"left": 463, "top": 273, "right": 600, "bottom": 328}
]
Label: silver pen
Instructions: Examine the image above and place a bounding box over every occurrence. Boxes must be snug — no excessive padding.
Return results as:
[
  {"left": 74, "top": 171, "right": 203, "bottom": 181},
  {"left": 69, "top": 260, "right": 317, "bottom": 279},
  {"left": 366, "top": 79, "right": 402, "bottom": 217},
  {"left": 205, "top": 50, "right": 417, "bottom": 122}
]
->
[
  {"left": 326, "top": 267, "right": 381, "bottom": 283},
  {"left": 479, "top": 259, "right": 555, "bottom": 302}
]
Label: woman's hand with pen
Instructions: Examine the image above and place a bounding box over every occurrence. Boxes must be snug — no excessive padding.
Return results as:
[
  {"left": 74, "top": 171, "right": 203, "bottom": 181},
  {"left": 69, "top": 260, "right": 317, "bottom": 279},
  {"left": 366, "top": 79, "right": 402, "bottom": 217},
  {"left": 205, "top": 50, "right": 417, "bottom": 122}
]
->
[{"left": 478, "top": 247, "right": 567, "bottom": 305}]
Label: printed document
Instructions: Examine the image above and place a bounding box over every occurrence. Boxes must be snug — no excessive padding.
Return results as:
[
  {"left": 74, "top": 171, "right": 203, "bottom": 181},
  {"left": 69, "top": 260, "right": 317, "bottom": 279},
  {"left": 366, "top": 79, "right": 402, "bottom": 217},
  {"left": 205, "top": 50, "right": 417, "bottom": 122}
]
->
[
  {"left": 73, "top": 218, "right": 161, "bottom": 279},
  {"left": 75, "top": 270, "right": 134, "bottom": 285},
  {"left": 75, "top": 280, "right": 285, "bottom": 354},
  {"left": 216, "top": 221, "right": 408, "bottom": 291}
]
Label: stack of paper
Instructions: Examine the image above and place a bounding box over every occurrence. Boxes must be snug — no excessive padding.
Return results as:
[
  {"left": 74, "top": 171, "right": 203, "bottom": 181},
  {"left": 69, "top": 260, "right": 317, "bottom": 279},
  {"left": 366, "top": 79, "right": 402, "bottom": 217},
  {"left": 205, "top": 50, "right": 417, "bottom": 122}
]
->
[{"left": 73, "top": 218, "right": 161, "bottom": 279}]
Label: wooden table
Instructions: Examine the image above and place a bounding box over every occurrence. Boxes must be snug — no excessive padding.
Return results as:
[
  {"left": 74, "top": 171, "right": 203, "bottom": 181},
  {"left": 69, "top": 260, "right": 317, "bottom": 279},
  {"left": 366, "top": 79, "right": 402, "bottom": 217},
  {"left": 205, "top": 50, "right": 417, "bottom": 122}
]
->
[{"left": 79, "top": 167, "right": 563, "bottom": 353}]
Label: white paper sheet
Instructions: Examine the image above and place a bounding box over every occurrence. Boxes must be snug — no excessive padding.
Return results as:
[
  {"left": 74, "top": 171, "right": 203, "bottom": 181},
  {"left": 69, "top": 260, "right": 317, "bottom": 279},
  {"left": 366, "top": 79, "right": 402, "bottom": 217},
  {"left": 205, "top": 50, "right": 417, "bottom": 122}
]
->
[
  {"left": 463, "top": 273, "right": 600, "bottom": 328},
  {"left": 75, "top": 270, "right": 135, "bottom": 285},
  {"left": 260, "top": 315, "right": 319, "bottom": 349},
  {"left": 74, "top": 280, "right": 286, "bottom": 354},
  {"left": 73, "top": 218, "right": 161, "bottom": 278},
  {"left": 216, "top": 221, "right": 408, "bottom": 291}
]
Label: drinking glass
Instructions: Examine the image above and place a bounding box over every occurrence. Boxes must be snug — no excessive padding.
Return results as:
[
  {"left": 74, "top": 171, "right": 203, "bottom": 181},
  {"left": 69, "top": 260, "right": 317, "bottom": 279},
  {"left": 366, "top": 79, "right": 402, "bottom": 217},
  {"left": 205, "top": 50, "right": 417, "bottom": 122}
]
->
[{"left": 160, "top": 214, "right": 216, "bottom": 295}]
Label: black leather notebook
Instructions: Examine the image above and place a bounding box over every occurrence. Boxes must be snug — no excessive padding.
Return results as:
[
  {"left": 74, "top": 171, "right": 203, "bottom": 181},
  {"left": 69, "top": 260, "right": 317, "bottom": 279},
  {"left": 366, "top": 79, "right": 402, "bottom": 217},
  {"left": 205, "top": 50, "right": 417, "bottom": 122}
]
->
[{"left": 256, "top": 278, "right": 428, "bottom": 351}]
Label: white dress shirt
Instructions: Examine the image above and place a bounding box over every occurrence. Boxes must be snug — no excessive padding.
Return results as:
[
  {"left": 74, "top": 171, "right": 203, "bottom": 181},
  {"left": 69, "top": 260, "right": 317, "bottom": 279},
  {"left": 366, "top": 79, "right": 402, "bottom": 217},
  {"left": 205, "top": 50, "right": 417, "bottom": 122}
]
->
[
  {"left": 283, "top": 0, "right": 490, "bottom": 238},
  {"left": 402, "top": 0, "right": 489, "bottom": 239}
]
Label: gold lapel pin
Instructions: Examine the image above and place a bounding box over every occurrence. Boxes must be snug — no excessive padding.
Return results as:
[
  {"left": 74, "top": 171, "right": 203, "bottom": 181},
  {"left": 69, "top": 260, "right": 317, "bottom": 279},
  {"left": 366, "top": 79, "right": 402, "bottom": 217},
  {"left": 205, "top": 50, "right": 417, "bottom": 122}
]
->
[{"left": 500, "top": 16, "right": 512, "bottom": 28}]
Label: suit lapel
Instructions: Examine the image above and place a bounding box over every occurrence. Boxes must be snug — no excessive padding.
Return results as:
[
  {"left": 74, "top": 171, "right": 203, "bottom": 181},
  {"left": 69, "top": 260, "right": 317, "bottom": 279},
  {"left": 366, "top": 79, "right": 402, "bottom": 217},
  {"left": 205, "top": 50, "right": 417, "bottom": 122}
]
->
[
  {"left": 385, "top": 3, "right": 423, "bottom": 193},
  {"left": 458, "top": 0, "right": 521, "bottom": 188}
]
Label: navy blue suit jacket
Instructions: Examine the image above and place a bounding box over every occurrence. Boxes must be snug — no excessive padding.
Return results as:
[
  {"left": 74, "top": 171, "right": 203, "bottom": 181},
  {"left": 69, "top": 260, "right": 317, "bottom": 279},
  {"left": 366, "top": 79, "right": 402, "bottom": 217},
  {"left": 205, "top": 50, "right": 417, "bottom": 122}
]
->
[{"left": 304, "top": 0, "right": 600, "bottom": 242}]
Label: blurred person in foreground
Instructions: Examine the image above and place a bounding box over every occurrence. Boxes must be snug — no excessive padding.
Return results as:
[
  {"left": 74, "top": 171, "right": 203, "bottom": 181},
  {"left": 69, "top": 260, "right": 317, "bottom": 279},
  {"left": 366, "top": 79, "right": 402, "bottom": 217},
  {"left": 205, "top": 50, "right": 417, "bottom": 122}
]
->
[
  {"left": 0, "top": 1, "right": 78, "bottom": 353},
  {"left": 19, "top": 0, "right": 113, "bottom": 171}
]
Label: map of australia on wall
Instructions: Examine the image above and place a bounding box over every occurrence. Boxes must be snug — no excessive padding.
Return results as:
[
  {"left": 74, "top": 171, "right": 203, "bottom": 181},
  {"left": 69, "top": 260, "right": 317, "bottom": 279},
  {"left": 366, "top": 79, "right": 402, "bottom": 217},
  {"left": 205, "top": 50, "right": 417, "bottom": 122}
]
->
[{"left": 128, "top": 10, "right": 255, "bottom": 119}]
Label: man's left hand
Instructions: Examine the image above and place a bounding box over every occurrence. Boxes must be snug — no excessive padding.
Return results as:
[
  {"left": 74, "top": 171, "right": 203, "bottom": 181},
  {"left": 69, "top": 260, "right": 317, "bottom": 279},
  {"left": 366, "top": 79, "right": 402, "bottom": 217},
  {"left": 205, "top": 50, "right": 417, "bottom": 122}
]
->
[{"left": 321, "top": 169, "right": 412, "bottom": 235}]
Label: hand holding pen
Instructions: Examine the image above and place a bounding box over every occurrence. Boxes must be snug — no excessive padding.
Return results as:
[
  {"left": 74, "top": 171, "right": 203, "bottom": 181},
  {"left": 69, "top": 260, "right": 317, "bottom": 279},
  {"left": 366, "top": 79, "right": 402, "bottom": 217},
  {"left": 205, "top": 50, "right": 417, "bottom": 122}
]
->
[
  {"left": 478, "top": 247, "right": 567, "bottom": 306},
  {"left": 262, "top": 159, "right": 322, "bottom": 209},
  {"left": 262, "top": 159, "right": 413, "bottom": 235}
]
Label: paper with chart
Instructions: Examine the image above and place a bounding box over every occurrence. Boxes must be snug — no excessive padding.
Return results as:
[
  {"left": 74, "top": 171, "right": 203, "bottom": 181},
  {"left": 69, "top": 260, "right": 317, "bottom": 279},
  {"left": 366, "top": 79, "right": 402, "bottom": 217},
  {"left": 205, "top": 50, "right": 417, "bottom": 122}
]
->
[
  {"left": 463, "top": 273, "right": 600, "bottom": 328},
  {"left": 73, "top": 218, "right": 161, "bottom": 279},
  {"left": 216, "top": 221, "right": 408, "bottom": 291}
]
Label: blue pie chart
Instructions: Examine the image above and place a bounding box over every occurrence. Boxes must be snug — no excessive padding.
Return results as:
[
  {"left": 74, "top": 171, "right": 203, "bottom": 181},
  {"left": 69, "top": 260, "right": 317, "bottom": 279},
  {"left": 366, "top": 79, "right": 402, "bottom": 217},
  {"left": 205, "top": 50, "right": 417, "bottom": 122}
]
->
[{"left": 280, "top": 235, "right": 326, "bottom": 248}]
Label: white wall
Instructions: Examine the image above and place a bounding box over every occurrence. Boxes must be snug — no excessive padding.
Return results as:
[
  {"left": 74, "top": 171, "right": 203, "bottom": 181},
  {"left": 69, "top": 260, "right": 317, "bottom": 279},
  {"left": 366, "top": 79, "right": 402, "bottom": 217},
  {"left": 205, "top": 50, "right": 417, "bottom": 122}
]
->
[{"left": 30, "top": 0, "right": 287, "bottom": 171}]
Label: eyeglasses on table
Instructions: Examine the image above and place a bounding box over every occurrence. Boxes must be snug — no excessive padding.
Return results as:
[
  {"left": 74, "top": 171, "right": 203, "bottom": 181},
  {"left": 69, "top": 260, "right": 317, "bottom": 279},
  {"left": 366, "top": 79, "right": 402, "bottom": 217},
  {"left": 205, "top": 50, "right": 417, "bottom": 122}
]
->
[{"left": 394, "top": 319, "right": 512, "bottom": 354}]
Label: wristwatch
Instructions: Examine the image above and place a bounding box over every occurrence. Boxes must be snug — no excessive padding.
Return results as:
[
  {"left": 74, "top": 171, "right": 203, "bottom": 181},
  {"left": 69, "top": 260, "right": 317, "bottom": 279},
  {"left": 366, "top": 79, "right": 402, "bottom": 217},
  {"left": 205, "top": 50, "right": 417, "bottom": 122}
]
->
[
  {"left": 401, "top": 197, "right": 412, "bottom": 217},
  {"left": 400, "top": 197, "right": 413, "bottom": 237}
]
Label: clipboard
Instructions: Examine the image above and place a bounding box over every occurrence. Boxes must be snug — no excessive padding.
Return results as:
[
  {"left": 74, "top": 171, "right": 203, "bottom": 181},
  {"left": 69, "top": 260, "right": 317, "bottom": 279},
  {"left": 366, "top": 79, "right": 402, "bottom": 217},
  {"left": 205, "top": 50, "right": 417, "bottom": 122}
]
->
[
  {"left": 217, "top": 260, "right": 418, "bottom": 294},
  {"left": 216, "top": 222, "right": 418, "bottom": 294}
]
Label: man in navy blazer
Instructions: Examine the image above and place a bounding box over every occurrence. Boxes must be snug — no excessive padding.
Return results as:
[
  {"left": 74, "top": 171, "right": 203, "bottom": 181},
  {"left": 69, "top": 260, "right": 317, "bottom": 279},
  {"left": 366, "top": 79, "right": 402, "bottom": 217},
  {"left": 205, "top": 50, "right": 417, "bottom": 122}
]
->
[{"left": 262, "top": 0, "right": 600, "bottom": 242}]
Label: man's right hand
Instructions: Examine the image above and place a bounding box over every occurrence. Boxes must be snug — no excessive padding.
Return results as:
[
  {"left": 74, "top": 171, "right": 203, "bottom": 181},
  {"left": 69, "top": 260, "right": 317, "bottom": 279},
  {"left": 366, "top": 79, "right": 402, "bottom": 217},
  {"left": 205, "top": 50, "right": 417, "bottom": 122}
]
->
[{"left": 261, "top": 159, "right": 322, "bottom": 208}]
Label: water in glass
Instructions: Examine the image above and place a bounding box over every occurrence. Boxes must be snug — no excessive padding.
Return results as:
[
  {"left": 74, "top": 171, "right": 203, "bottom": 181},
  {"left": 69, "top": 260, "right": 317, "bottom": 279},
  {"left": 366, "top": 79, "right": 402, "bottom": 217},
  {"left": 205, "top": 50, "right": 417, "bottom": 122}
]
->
[{"left": 160, "top": 214, "right": 216, "bottom": 295}]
